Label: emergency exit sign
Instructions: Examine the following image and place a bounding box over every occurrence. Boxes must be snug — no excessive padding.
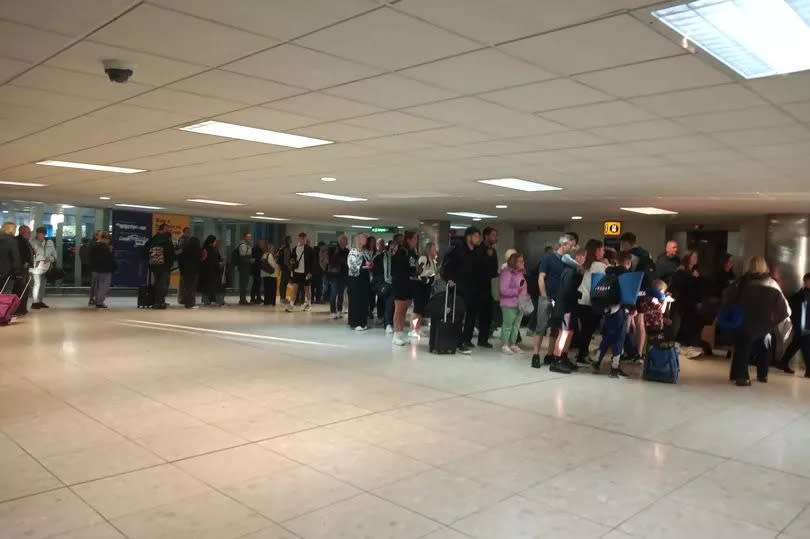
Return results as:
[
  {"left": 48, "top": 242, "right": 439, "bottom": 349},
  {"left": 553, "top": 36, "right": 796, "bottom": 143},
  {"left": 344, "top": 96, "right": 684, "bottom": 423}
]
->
[
  {"left": 370, "top": 226, "right": 397, "bottom": 234},
  {"left": 603, "top": 221, "right": 622, "bottom": 236}
]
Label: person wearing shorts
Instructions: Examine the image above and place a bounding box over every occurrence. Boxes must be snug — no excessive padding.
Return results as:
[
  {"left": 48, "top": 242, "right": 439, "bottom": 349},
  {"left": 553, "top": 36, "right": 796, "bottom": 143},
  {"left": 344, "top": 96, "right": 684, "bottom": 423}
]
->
[
  {"left": 391, "top": 231, "right": 420, "bottom": 346},
  {"left": 285, "top": 232, "right": 314, "bottom": 312},
  {"left": 412, "top": 242, "right": 438, "bottom": 338}
]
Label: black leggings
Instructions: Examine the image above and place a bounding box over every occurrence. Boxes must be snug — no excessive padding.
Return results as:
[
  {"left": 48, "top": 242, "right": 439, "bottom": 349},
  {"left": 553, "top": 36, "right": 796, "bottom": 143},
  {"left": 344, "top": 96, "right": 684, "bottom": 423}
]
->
[
  {"left": 731, "top": 331, "right": 769, "bottom": 381},
  {"left": 348, "top": 276, "right": 370, "bottom": 329},
  {"left": 263, "top": 277, "right": 277, "bottom": 305},
  {"left": 574, "top": 304, "right": 601, "bottom": 359}
]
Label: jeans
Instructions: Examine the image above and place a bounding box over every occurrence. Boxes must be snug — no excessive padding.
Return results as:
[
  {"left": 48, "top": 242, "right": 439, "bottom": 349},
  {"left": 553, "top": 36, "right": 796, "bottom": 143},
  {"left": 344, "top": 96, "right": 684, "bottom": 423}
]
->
[
  {"left": 328, "top": 277, "right": 346, "bottom": 313},
  {"left": 731, "top": 331, "right": 769, "bottom": 381},
  {"left": 31, "top": 272, "right": 46, "bottom": 303},
  {"left": 263, "top": 277, "right": 277, "bottom": 305},
  {"left": 93, "top": 272, "right": 112, "bottom": 305},
  {"left": 500, "top": 306, "right": 523, "bottom": 345},
  {"left": 152, "top": 270, "right": 170, "bottom": 307},
  {"left": 377, "top": 288, "right": 394, "bottom": 327}
]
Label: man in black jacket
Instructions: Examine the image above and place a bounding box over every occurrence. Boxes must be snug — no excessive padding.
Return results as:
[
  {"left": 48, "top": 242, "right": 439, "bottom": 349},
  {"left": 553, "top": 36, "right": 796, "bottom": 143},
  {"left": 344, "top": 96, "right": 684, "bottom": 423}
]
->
[
  {"left": 442, "top": 226, "right": 481, "bottom": 354},
  {"left": 0, "top": 222, "right": 21, "bottom": 292},
  {"left": 285, "top": 232, "right": 314, "bottom": 313},
  {"left": 656, "top": 240, "right": 680, "bottom": 285},
  {"left": 475, "top": 227, "right": 499, "bottom": 348},
  {"left": 784, "top": 273, "right": 810, "bottom": 377},
  {"left": 144, "top": 224, "right": 175, "bottom": 309},
  {"left": 326, "top": 235, "right": 349, "bottom": 318},
  {"left": 13, "top": 225, "right": 33, "bottom": 316}
]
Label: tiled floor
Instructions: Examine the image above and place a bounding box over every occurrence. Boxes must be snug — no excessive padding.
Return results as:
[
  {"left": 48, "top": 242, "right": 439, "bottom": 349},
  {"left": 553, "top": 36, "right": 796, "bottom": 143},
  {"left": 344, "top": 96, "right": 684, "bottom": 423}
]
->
[{"left": 2, "top": 298, "right": 810, "bottom": 538}]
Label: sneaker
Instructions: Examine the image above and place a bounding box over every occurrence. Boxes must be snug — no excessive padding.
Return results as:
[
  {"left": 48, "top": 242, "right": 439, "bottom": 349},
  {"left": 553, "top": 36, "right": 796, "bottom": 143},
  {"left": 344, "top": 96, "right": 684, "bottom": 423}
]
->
[
  {"left": 550, "top": 359, "right": 572, "bottom": 374},
  {"left": 285, "top": 304, "right": 295, "bottom": 313},
  {"left": 576, "top": 356, "right": 591, "bottom": 366},
  {"left": 510, "top": 345, "right": 522, "bottom": 354},
  {"left": 531, "top": 354, "right": 542, "bottom": 368},
  {"left": 408, "top": 330, "right": 421, "bottom": 339},
  {"left": 354, "top": 326, "right": 368, "bottom": 332},
  {"left": 464, "top": 341, "right": 476, "bottom": 349},
  {"left": 458, "top": 344, "right": 472, "bottom": 355},
  {"left": 95, "top": 303, "right": 108, "bottom": 309},
  {"left": 239, "top": 300, "right": 249, "bottom": 306},
  {"left": 303, "top": 303, "right": 312, "bottom": 312},
  {"left": 39, "top": 302, "right": 49, "bottom": 309},
  {"left": 591, "top": 360, "right": 602, "bottom": 374},
  {"left": 543, "top": 354, "right": 554, "bottom": 366},
  {"left": 385, "top": 325, "right": 394, "bottom": 335},
  {"left": 392, "top": 334, "right": 407, "bottom": 346},
  {"left": 31, "top": 303, "right": 41, "bottom": 310},
  {"left": 610, "top": 367, "right": 630, "bottom": 378},
  {"left": 501, "top": 344, "right": 514, "bottom": 355},
  {"left": 561, "top": 357, "right": 579, "bottom": 371},
  {"left": 88, "top": 299, "right": 96, "bottom": 306}
]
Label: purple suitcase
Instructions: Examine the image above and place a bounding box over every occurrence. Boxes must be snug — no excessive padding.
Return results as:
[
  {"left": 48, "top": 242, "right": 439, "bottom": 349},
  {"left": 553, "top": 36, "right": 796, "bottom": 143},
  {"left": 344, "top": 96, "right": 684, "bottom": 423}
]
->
[{"left": 0, "top": 276, "right": 30, "bottom": 325}]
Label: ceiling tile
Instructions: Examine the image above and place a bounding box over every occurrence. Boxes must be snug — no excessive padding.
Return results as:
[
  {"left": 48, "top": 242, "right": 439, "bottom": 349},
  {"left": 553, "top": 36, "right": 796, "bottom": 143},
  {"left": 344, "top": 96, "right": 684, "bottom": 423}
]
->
[
  {"left": 216, "top": 107, "right": 320, "bottom": 131},
  {"left": 540, "top": 101, "right": 657, "bottom": 129},
  {"left": 397, "top": 126, "right": 492, "bottom": 146},
  {"left": 46, "top": 41, "right": 207, "bottom": 86},
  {"left": 710, "top": 125, "right": 810, "bottom": 147},
  {"left": 589, "top": 119, "right": 691, "bottom": 142},
  {"left": 295, "top": 8, "right": 479, "bottom": 70},
  {"left": 344, "top": 111, "right": 447, "bottom": 134},
  {"left": 406, "top": 97, "right": 566, "bottom": 137},
  {"left": 626, "top": 135, "right": 724, "bottom": 155},
  {"left": 481, "top": 79, "right": 610, "bottom": 112},
  {"left": 289, "top": 122, "right": 383, "bottom": 142},
  {"left": 676, "top": 106, "right": 797, "bottom": 133},
  {"left": 396, "top": 0, "right": 652, "bottom": 44},
  {"left": 168, "top": 70, "right": 304, "bottom": 105},
  {"left": 269, "top": 93, "right": 382, "bottom": 122},
  {"left": 150, "top": 0, "right": 377, "bottom": 40},
  {"left": 499, "top": 15, "right": 684, "bottom": 75},
  {"left": 783, "top": 101, "right": 810, "bottom": 123},
  {"left": 630, "top": 84, "right": 767, "bottom": 117},
  {"left": 745, "top": 72, "right": 810, "bottom": 104},
  {"left": 747, "top": 142, "right": 810, "bottom": 161},
  {"left": 126, "top": 88, "right": 244, "bottom": 117},
  {"left": 0, "top": 57, "right": 31, "bottom": 83},
  {"left": 0, "top": 85, "right": 107, "bottom": 115},
  {"left": 666, "top": 149, "right": 746, "bottom": 165},
  {"left": 325, "top": 74, "right": 458, "bottom": 109},
  {"left": 0, "top": 20, "right": 73, "bottom": 63},
  {"left": 54, "top": 130, "right": 218, "bottom": 163},
  {"left": 11, "top": 65, "right": 152, "bottom": 101},
  {"left": 575, "top": 56, "right": 731, "bottom": 98},
  {"left": 507, "top": 130, "right": 608, "bottom": 150},
  {"left": 89, "top": 4, "right": 277, "bottom": 66},
  {"left": 399, "top": 49, "right": 554, "bottom": 94},
  {"left": 223, "top": 44, "right": 383, "bottom": 90},
  {"left": 0, "top": 0, "right": 136, "bottom": 36}
]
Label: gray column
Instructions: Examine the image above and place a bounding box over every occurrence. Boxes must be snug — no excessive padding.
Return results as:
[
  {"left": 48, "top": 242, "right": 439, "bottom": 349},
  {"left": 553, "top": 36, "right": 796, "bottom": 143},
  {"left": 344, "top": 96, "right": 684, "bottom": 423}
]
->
[
  {"left": 766, "top": 214, "right": 809, "bottom": 293},
  {"left": 419, "top": 220, "right": 451, "bottom": 257},
  {"left": 74, "top": 208, "right": 84, "bottom": 285}
]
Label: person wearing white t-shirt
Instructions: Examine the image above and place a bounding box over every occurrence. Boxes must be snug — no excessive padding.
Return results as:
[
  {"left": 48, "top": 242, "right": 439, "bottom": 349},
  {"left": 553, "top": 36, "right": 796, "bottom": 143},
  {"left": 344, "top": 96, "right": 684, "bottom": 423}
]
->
[
  {"left": 574, "top": 239, "right": 608, "bottom": 364},
  {"left": 285, "top": 232, "right": 314, "bottom": 312}
]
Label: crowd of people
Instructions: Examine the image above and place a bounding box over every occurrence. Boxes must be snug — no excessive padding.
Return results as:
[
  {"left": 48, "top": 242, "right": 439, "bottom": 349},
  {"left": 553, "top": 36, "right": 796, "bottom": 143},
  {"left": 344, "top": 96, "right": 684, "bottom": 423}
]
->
[{"left": 3, "top": 219, "right": 809, "bottom": 385}]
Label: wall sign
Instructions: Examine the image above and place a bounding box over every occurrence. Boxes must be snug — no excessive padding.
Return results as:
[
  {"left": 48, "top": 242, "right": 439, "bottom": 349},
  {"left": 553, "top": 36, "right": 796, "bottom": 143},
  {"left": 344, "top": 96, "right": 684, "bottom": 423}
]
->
[
  {"left": 370, "top": 226, "right": 397, "bottom": 234},
  {"left": 603, "top": 221, "right": 622, "bottom": 237}
]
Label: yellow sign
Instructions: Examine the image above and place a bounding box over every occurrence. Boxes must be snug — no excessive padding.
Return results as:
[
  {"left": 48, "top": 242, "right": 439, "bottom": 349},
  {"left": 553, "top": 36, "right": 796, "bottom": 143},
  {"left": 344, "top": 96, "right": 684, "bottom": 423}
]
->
[
  {"left": 153, "top": 213, "right": 190, "bottom": 288},
  {"left": 603, "top": 221, "right": 622, "bottom": 237}
]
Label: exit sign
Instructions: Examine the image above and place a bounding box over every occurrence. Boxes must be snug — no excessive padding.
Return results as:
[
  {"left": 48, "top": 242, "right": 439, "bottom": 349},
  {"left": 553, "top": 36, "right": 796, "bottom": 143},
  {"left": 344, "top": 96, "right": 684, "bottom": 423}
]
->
[
  {"left": 603, "top": 221, "right": 622, "bottom": 236},
  {"left": 370, "top": 226, "right": 397, "bottom": 234}
]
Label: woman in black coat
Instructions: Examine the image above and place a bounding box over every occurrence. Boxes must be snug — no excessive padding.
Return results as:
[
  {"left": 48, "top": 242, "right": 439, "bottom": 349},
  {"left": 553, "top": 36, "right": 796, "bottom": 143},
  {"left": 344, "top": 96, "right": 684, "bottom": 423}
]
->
[
  {"left": 178, "top": 236, "right": 201, "bottom": 308},
  {"left": 199, "top": 235, "right": 224, "bottom": 306}
]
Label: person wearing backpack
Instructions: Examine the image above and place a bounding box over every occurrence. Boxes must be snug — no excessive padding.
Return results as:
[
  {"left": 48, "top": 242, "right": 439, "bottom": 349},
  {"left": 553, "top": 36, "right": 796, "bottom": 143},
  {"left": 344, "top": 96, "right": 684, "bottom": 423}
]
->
[
  {"left": 233, "top": 232, "right": 253, "bottom": 306},
  {"left": 592, "top": 252, "right": 634, "bottom": 378},
  {"left": 620, "top": 232, "right": 655, "bottom": 362},
  {"left": 260, "top": 243, "right": 280, "bottom": 306},
  {"left": 144, "top": 223, "right": 175, "bottom": 310},
  {"left": 575, "top": 240, "right": 608, "bottom": 364}
]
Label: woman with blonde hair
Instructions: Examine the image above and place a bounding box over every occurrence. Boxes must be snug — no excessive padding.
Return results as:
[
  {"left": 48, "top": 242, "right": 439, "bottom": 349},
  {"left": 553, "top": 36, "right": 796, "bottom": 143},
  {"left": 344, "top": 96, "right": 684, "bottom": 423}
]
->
[
  {"left": 347, "top": 233, "right": 373, "bottom": 331},
  {"left": 723, "top": 255, "right": 791, "bottom": 386}
]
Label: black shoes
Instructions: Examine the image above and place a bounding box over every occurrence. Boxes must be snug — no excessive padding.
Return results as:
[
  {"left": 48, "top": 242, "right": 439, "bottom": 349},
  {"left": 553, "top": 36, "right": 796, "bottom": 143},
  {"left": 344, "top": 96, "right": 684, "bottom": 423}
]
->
[
  {"left": 550, "top": 359, "right": 572, "bottom": 374},
  {"left": 757, "top": 376, "right": 768, "bottom": 383},
  {"left": 591, "top": 360, "right": 602, "bottom": 374},
  {"left": 238, "top": 300, "right": 250, "bottom": 306},
  {"left": 477, "top": 341, "right": 494, "bottom": 349},
  {"left": 31, "top": 303, "right": 41, "bottom": 309},
  {"left": 561, "top": 357, "right": 579, "bottom": 371},
  {"left": 736, "top": 378, "right": 752, "bottom": 386},
  {"left": 39, "top": 302, "right": 49, "bottom": 309},
  {"left": 96, "top": 304, "right": 108, "bottom": 309},
  {"left": 544, "top": 354, "right": 554, "bottom": 366},
  {"left": 464, "top": 341, "right": 476, "bottom": 349},
  {"left": 531, "top": 354, "right": 542, "bottom": 368},
  {"left": 609, "top": 367, "right": 629, "bottom": 378},
  {"left": 458, "top": 344, "right": 472, "bottom": 355}
]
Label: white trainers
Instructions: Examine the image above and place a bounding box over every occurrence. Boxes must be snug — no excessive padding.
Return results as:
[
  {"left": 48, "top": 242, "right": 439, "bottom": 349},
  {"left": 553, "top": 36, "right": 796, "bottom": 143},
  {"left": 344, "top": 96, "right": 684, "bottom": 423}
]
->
[
  {"left": 392, "top": 333, "right": 407, "bottom": 346},
  {"left": 303, "top": 303, "right": 311, "bottom": 312},
  {"left": 354, "top": 326, "right": 368, "bottom": 332},
  {"left": 408, "top": 330, "right": 421, "bottom": 339},
  {"left": 501, "top": 344, "right": 514, "bottom": 355},
  {"left": 510, "top": 344, "right": 522, "bottom": 354},
  {"left": 385, "top": 325, "right": 394, "bottom": 335},
  {"left": 332, "top": 313, "right": 341, "bottom": 319},
  {"left": 284, "top": 304, "right": 295, "bottom": 313}
]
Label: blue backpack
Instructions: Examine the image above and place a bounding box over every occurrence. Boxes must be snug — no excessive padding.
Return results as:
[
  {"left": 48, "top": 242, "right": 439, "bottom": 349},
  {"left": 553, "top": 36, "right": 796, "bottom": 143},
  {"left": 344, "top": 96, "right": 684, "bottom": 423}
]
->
[
  {"left": 644, "top": 343, "right": 680, "bottom": 383},
  {"left": 717, "top": 279, "right": 746, "bottom": 330}
]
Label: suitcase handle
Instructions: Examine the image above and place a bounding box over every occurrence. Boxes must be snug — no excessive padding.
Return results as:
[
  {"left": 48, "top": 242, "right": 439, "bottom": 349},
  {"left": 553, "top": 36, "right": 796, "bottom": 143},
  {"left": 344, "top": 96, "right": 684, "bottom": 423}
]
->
[
  {"left": 2, "top": 274, "right": 32, "bottom": 296},
  {"left": 444, "top": 282, "right": 457, "bottom": 323}
]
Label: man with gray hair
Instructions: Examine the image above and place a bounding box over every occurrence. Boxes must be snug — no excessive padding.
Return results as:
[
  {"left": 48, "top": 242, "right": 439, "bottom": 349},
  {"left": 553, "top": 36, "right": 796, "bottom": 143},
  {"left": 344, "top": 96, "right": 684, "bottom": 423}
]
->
[{"left": 532, "top": 233, "right": 576, "bottom": 373}]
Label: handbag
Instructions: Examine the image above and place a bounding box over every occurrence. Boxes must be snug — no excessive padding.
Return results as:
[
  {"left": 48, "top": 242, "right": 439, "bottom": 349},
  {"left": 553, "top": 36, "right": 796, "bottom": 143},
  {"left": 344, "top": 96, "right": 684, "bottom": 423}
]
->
[
  {"left": 518, "top": 294, "right": 534, "bottom": 315},
  {"left": 46, "top": 264, "right": 65, "bottom": 282}
]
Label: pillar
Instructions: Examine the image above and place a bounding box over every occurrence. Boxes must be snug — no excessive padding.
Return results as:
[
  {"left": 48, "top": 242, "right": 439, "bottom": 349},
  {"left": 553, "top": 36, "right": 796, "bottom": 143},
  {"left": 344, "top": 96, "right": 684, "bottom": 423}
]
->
[{"left": 419, "top": 220, "right": 451, "bottom": 256}]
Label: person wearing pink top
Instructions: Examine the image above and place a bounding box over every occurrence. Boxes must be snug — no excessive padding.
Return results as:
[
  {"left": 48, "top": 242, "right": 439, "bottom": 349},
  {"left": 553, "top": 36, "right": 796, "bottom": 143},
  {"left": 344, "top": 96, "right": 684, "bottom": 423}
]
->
[{"left": 499, "top": 252, "right": 528, "bottom": 355}]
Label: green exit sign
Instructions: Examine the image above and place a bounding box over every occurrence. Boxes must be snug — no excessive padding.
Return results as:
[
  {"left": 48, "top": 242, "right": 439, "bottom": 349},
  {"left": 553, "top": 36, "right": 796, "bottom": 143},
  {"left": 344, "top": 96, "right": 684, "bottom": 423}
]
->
[{"left": 370, "top": 226, "right": 397, "bottom": 234}]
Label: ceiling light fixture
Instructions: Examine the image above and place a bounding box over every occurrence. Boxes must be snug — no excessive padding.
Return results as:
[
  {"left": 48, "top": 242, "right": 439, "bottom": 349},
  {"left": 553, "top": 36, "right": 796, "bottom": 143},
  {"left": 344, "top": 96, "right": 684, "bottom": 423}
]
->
[
  {"left": 186, "top": 198, "right": 245, "bottom": 206},
  {"left": 180, "top": 120, "right": 333, "bottom": 148},
  {"left": 255, "top": 212, "right": 265, "bottom": 215},
  {"left": 652, "top": 0, "right": 810, "bottom": 79},
  {"left": 472, "top": 218, "right": 482, "bottom": 221},
  {"left": 351, "top": 225, "right": 373, "bottom": 229},
  {"left": 321, "top": 177, "right": 337, "bottom": 182},
  {"left": 35, "top": 160, "right": 145, "bottom": 174},
  {"left": 447, "top": 211, "right": 497, "bottom": 219},
  {"left": 0, "top": 180, "right": 47, "bottom": 187},
  {"left": 571, "top": 216, "right": 583, "bottom": 220},
  {"left": 450, "top": 224, "right": 471, "bottom": 230},
  {"left": 478, "top": 178, "right": 562, "bottom": 192},
  {"left": 620, "top": 207, "right": 678, "bottom": 215},
  {"left": 114, "top": 203, "right": 165, "bottom": 210},
  {"left": 296, "top": 192, "right": 367, "bottom": 202},
  {"left": 61, "top": 204, "right": 75, "bottom": 209},
  {"left": 495, "top": 204, "right": 508, "bottom": 209},
  {"left": 250, "top": 215, "right": 288, "bottom": 221},
  {"left": 333, "top": 214, "right": 378, "bottom": 221},
  {"left": 99, "top": 196, "right": 111, "bottom": 200}
]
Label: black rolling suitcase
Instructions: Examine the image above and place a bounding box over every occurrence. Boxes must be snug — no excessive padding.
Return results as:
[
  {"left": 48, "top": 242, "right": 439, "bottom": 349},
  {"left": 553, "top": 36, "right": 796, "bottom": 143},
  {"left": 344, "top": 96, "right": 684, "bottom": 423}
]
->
[
  {"left": 429, "top": 283, "right": 459, "bottom": 354},
  {"left": 138, "top": 271, "right": 154, "bottom": 308}
]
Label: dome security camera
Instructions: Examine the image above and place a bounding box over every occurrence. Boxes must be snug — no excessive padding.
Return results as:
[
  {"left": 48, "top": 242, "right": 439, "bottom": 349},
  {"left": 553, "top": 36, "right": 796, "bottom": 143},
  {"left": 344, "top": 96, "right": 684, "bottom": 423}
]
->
[{"left": 102, "top": 59, "right": 133, "bottom": 83}]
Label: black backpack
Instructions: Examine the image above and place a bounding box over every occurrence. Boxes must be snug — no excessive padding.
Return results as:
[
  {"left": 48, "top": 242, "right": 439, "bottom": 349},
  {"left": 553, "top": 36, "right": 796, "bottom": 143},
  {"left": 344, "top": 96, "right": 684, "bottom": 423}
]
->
[{"left": 591, "top": 272, "right": 621, "bottom": 311}]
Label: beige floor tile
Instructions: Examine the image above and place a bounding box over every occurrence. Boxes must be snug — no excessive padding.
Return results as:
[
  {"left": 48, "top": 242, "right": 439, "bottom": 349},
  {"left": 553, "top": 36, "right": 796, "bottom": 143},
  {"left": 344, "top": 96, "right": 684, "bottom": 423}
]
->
[
  {"left": 784, "top": 504, "right": 810, "bottom": 537},
  {"left": 450, "top": 495, "right": 610, "bottom": 539},
  {"left": 223, "top": 464, "right": 360, "bottom": 522},
  {"left": 285, "top": 400, "right": 373, "bottom": 425},
  {"left": 175, "top": 444, "right": 298, "bottom": 488},
  {"left": 49, "top": 522, "right": 126, "bottom": 539},
  {"left": 735, "top": 416, "right": 810, "bottom": 477},
  {"left": 284, "top": 493, "right": 441, "bottom": 538},
  {"left": 213, "top": 409, "right": 316, "bottom": 442},
  {"left": 260, "top": 428, "right": 367, "bottom": 464},
  {"left": 134, "top": 423, "right": 245, "bottom": 460},
  {"left": 420, "top": 528, "right": 474, "bottom": 539},
  {"left": 0, "top": 443, "right": 62, "bottom": 502},
  {"left": 236, "top": 523, "right": 301, "bottom": 538},
  {"left": 112, "top": 490, "right": 269, "bottom": 539},
  {"left": 308, "top": 442, "right": 432, "bottom": 490},
  {"left": 0, "top": 489, "right": 103, "bottom": 539},
  {"left": 374, "top": 469, "right": 509, "bottom": 525},
  {"left": 72, "top": 464, "right": 211, "bottom": 519},
  {"left": 40, "top": 439, "right": 164, "bottom": 484}
]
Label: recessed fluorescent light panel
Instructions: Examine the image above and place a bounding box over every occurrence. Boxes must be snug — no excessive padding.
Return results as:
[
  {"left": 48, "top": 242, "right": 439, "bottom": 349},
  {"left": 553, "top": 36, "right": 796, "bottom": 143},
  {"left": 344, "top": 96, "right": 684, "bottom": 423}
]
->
[
  {"left": 296, "top": 192, "right": 367, "bottom": 202},
  {"left": 61, "top": 204, "right": 75, "bottom": 209},
  {"left": 652, "top": 0, "right": 810, "bottom": 79},
  {"left": 478, "top": 178, "right": 562, "bottom": 192},
  {"left": 620, "top": 207, "right": 679, "bottom": 215},
  {"left": 571, "top": 216, "right": 583, "bottom": 220},
  {"left": 333, "top": 214, "right": 378, "bottom": 221},
  {"left": 321, "top": 177, "right": 337, "bottom": 182},
  {"left": 36, "top": 160, "right": 145, "bottom": 174},
  {"left": 351, "top": 225, "right": 372, "bottom": 229},
  {"left": 0, "top": 181, "right": 47, "bottom": 187},
  {"left": 186, "top": 198, "right": 245, "bottom": 207},
  {"left": 114, "top": 203, "right": 165, "bottom": 210},
  {"left": 495, "top": 204, "right": 508, "bottom": 209},
  {"left": 180, "top": 121, "right": 333, "bottom": 148},
  {"left": 450, "top": 224, "right": 471, "bottom": 230},
  {"left": 99, "top": 196, "right": 111, "bottom": 200},
  {"left": 447, "top": 212, "right": 497, "bottom": 219},
  {"left": 250, "top": 215, "right": 288, "bottom": 221}
]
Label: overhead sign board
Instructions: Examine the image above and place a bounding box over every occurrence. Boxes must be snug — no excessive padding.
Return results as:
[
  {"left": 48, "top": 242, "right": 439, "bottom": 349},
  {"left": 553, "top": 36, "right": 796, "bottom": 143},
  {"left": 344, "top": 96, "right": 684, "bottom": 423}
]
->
[
  {"left": 370, "top": 226, "right": 397, "bottom": 234},
  {"left": 603, "top": 221, "right": 622, "bottom": 237}
]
